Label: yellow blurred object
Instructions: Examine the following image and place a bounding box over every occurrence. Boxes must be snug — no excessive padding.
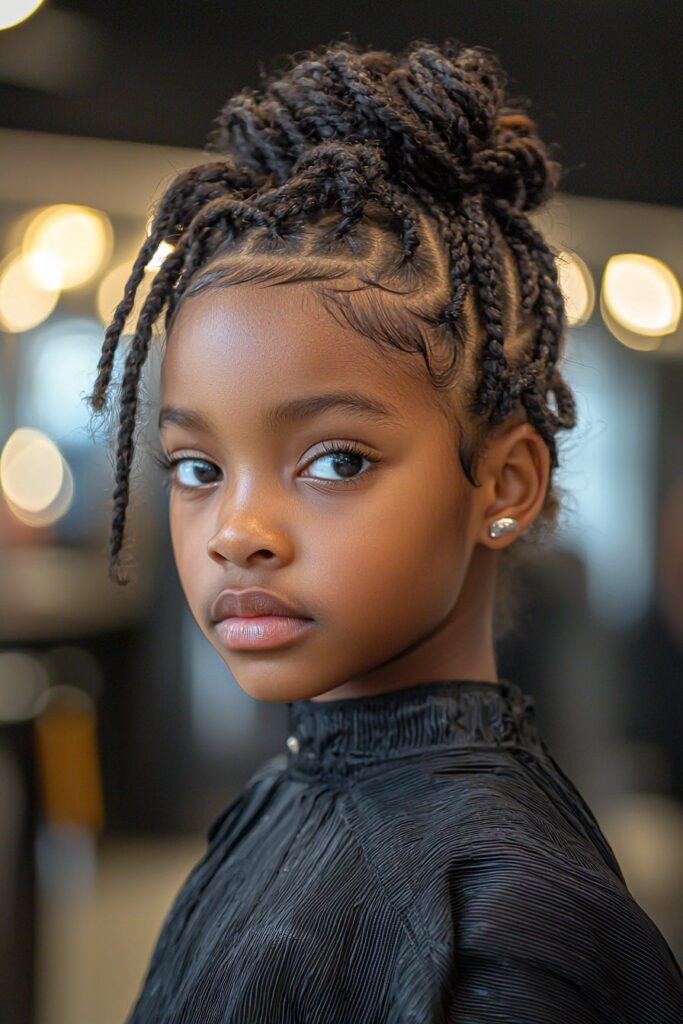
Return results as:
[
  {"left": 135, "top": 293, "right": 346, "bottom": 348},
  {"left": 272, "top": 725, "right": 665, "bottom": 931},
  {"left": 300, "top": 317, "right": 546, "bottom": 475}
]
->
[{"left": 34, "top": 688, "right": 105, "bottom": 835}]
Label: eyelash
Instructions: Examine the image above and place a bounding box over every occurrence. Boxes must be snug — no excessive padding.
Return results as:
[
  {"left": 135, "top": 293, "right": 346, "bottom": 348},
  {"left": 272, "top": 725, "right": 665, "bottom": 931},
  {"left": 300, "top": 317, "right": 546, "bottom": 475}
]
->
[{"left": 151, "top": 440, "right": 380, "bottom": 495}]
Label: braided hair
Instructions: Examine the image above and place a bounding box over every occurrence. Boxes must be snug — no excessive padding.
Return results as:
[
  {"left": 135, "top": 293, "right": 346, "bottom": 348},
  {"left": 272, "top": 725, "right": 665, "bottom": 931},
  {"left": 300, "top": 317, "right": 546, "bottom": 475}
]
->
[{"left": 88, "top": 36, "right": 577, "bottom": 637}]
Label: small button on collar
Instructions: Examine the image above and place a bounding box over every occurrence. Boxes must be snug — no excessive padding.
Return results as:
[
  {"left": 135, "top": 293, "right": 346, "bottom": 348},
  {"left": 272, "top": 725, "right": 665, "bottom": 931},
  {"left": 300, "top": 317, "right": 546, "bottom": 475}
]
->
[{"left": 286, "top": 734, "right": 300, "bottom": 754}]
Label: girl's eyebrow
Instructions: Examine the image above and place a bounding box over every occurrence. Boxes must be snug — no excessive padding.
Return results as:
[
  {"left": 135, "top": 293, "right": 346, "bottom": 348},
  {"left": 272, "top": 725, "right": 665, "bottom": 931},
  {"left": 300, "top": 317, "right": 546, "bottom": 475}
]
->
[{"left": 158, "top": 391, "right": 400, "bottom": 435}]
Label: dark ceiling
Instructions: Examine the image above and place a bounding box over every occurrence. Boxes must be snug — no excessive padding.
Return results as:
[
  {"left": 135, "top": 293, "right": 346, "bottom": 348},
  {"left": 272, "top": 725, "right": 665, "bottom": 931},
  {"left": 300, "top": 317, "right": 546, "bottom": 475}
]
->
[{"left": 1, "top": 0, "right": 681, "bottom": 207}]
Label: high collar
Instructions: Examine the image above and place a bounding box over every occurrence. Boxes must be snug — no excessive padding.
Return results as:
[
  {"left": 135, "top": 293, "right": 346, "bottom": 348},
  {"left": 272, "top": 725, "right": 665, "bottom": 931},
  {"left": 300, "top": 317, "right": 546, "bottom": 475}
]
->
[{"left": 285, "top": 677, "right": 544, "bottom": 778}]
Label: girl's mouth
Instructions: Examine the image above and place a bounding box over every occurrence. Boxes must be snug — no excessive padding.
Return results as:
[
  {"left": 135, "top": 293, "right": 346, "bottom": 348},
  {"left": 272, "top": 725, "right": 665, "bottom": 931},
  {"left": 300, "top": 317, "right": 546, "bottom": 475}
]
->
[{"left": 215, "top": 615, "right": 315, "bottom": 650}]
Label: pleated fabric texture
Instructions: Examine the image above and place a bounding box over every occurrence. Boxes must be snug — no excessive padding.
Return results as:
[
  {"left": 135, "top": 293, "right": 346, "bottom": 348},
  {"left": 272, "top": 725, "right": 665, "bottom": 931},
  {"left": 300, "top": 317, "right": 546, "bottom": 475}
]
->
[{"left": 126, "top": 678, "right": 683, "bottom": 1023}]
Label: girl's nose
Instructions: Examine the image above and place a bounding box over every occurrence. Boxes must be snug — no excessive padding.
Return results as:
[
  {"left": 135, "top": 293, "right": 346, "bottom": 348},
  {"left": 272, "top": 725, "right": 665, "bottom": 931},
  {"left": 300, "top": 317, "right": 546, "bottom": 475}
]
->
[{"left": 206, "top": 505, "right": 294, "bottom": 569}]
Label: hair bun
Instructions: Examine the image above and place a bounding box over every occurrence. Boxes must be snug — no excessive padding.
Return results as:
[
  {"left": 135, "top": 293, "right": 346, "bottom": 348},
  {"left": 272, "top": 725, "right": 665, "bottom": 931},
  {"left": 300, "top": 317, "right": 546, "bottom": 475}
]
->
[
  {"left": 472, "top": 110, "right": 562, "bottom": 211},
  {"left": 207, "top": 38, "right": 560, "bottom": 213}
]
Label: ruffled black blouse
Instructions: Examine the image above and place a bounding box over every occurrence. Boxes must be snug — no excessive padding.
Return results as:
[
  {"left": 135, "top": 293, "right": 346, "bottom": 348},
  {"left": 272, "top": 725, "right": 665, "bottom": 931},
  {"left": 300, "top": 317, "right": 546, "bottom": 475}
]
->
[{"left": 126, "top": 678, "right": 683, "bottom": 1022}]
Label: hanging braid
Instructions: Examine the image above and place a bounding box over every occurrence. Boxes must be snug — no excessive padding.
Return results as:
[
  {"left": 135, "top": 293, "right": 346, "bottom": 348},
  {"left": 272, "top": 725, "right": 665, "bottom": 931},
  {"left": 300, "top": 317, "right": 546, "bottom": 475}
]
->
[{"left": 87, "top": 36, "right": 577, "bottom": 601}]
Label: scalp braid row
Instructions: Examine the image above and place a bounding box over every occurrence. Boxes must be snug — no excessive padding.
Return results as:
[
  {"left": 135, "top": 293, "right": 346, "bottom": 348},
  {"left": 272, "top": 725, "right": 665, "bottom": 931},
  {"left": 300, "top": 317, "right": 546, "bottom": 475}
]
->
[{"left": 87, "top": 36, "right": 577, "bottom": 586}]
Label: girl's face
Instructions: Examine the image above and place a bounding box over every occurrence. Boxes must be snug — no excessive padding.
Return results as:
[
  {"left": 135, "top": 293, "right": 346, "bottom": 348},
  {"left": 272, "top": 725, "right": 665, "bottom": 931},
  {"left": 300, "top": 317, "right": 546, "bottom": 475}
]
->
[{"left": 158, "top": 280, "right": 516, "bottom": 702}]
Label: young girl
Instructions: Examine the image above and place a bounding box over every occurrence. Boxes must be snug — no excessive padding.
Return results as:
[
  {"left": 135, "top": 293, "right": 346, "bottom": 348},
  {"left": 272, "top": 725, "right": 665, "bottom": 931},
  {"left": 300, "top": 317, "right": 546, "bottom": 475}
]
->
[{"left": 88, "top": 37, "right": 683, "bottom": 1023}]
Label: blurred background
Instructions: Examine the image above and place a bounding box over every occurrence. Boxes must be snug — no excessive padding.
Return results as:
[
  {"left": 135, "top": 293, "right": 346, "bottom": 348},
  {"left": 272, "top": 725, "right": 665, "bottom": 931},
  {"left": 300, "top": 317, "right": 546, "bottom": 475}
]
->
[{"left": 1, "top": 2, "right": 682, "bottom": 1022}]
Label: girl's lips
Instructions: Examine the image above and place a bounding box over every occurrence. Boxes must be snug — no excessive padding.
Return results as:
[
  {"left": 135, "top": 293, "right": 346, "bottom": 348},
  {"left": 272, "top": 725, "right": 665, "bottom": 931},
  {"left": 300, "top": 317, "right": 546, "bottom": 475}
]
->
[
  {"left": 215, "top": 615, "right": 314, "bottom": 650},
  {"left": 211, "top": 587, "right": 310, "bottom": 621}
]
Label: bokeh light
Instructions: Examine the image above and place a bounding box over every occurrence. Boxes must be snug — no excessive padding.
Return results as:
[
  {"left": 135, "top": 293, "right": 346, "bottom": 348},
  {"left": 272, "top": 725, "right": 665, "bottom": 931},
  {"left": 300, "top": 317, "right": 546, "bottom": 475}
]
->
[
  {"left": 0, "top": 428, "right": 74, "bottom": 525},
  {"left": 146, "top": 240, "right": 175, "bottom": 272},
  {"left": 97, "top": 261, "right": 152, "bottom": 329},
  {"left": 557, "top": 249, "right": 595, "bottom": 327},
  {"left": 0, "top": 249, "right": 60, "bottom": 332},
  {"left": 144, "top": 213, "right": 176, "bottom": 271},
  {"left": 602, "top": 253, "right": 682, "bottom": 338},
  {"left": 0, "top": 0, "right": 46, "bottom": 31},
  {"left": 22, "top": 203, "right": 113, "bottom": 291}
]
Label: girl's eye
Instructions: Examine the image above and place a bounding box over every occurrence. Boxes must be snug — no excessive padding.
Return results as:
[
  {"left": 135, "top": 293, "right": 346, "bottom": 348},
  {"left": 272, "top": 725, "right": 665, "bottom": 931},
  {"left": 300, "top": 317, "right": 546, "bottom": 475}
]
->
[
  {"left": 302, "top": 441, "right": 379, "bottom": 486},
  {"left": 151, "top": 452, "right": 220, "bottom": 492},
  {"left": 151, "top": 440, "right": 379, "bottom": 493}
]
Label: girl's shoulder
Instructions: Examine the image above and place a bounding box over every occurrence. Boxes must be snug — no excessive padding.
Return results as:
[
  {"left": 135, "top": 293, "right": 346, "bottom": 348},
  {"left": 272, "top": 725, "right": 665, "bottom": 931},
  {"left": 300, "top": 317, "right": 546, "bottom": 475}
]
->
[
  {"left": 349, "top": 745, "right": 613, "bottom": 873},
  {"left": 347, "top": 746, "right": 683, "bottom": 1021}
]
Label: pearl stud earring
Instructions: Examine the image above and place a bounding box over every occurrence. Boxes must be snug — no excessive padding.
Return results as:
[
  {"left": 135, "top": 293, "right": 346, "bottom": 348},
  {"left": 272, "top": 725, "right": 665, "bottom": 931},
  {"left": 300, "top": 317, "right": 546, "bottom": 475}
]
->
[{"left": 488, "top": 516, "right": 518, "bottom": 539}]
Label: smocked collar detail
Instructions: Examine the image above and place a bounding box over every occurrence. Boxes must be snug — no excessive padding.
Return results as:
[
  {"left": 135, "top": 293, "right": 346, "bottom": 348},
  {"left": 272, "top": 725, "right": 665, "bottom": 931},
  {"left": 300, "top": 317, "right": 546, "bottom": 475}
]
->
[{"left": 285, "top": 678, "right": 543, "bottom": 778}]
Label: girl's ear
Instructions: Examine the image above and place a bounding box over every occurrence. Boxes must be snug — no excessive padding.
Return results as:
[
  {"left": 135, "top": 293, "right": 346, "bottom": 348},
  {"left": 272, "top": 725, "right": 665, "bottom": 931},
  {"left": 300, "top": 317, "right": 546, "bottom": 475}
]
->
[{"left": 475, "top": 421, "right": 551, "bottom": 549}]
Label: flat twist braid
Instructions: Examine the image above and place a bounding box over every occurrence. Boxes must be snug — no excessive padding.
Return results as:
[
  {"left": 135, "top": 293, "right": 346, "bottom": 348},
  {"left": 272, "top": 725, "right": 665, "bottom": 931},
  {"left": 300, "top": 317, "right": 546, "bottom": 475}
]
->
[{"left": 89, "top": 159, "right": 258, "bottom": 413}]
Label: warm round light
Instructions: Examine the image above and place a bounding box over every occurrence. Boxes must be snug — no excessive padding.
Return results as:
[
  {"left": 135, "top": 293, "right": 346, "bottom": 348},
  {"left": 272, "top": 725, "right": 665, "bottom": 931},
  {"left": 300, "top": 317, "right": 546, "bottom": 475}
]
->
[
  {"left": 1, "top": 428, "right": 65, "bottom": 513},
  {"left": 5, "top": 454, "right": 74, "bottom": 527},
  {"left": 0, "top": 0, "right": 46, "bottom": 31},
  {"left": 599, "top": 291, "right": 663, "bottom": 353},
  {"left": 602, "top": 253, "right": 682, "bottom": 337},
  {"left": 22, "top": 204, "right": 113, "bottom": 291},
  {"left": 556, "top": 249, "right": 595, "bottom": 327},
  {"left": 0, "top": 249, "right": 60, "bottom": 332},
  {"left": 97, "top": 261, "right": 153, "bottom": 329}
]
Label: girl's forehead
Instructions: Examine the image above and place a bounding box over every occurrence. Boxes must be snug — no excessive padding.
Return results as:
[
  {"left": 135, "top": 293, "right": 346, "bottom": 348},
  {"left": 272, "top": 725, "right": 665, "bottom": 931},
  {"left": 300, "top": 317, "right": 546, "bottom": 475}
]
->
[{"left": 161, "top": 281, "right": 433, "bottom": 407}]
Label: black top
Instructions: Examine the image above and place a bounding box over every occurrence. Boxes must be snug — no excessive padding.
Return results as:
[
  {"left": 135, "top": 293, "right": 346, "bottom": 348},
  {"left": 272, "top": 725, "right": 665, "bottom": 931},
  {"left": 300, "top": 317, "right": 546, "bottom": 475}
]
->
[{"left": 126, "top": 678, "right": 683, "bottom": 1023}]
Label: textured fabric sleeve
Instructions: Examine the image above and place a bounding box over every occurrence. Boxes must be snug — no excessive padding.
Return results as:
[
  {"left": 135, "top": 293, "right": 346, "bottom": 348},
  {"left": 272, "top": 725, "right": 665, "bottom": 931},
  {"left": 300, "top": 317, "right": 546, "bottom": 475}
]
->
[
  {"left": 360, "top": 752, "right": 683, "bottom": 1024},
  {"left": 449, "top": 954, "right": 608, "bottom": 1023},
  {"left": 444, "top": 840, "right": 683, "bottom": 1024}
]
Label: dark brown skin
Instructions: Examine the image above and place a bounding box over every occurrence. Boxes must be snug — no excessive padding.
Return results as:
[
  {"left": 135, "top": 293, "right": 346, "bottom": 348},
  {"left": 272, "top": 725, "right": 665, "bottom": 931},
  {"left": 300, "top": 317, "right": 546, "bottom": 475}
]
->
[{"left": 158, "top": 280, "right": 549, "bottom": 703}]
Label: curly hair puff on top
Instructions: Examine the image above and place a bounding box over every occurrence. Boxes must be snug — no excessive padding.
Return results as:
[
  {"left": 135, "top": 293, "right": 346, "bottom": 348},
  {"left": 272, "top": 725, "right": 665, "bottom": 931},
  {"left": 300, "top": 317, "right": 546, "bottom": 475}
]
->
[{"left": 87, "top": 36, "right": 577, "bottom": 637}]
